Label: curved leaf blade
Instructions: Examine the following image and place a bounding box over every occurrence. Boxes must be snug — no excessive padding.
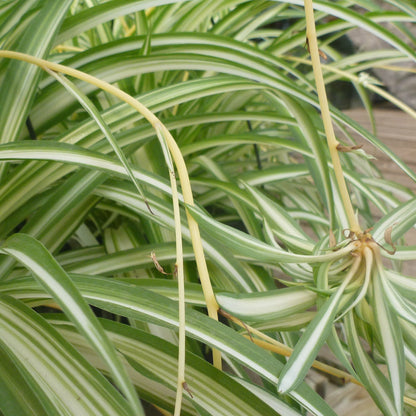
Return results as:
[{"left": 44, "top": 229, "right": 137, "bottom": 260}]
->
[
  {"left": 54, "top": 318, "right": 292, "bottom": 416},
  {"left": 0, "top": 234, "right": 144, "bottom": 416},
  {"left": 345, "top": 311, "right": 398, "bottom": 416},
  {"left": 0, "top": 274, "right": 337, "bottom": 416},
  {"left": 0, "top": 295, "right": 134, "bottom": 416},
  {"left": 373, "top": 264, "right": 405, "bottom": 415},
  {"left": 216, "top": 287, "right": 316, "bottom": 323},
  {"left": 0, "top": 0, "right": 72, "bottom": 146}
]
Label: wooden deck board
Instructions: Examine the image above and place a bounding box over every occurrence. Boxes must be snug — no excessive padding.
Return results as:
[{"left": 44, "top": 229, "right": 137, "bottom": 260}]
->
[
  {"left": 344, "top": 108, "right": 416, "bottom": 193},
  {"left": 345, "top": 108, "right": 416, "bottom": 249}
]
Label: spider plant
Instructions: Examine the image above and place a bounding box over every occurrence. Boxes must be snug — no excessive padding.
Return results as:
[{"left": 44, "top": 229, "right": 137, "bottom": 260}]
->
[{"left": 0, "top": 0, "right": 415, "bottom": 415}]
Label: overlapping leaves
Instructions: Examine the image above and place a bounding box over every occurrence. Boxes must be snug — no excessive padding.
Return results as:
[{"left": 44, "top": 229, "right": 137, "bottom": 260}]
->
[{"left": 0, "top": 1, "right": 415, "bottom": 415}]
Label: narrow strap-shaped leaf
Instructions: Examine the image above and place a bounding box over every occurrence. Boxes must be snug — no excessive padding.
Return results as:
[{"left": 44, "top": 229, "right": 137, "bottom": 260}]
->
[
  {"left": 278, "top": 93, "right": 335, "bottom": 229},
  {"left": 65, "top": 242, "right": 193, "bottom": 275},
  {"left": 277, "top": 257, "right": 361, "bottom": 393},
  {"left": 56, "top": 0, "right": 191, "bottom": 44},
  {"left": 0, "top": 343, "right": 48, "bottom": 416},
  {"left": 288, "top": 0, "right": 416, "bottom": 60},
  {"left": 233, "top": 377, "right": 303, "bottom": 416},
  {"left": 21, "top": 169, "right": 104, "bottom": 252},
  {"left": 0, "top": 295, "right": 133, "bottom": 416},
  {"left": 0, "top": 0, "right": 39, "bottom": 44},
  {"left": 54, "top": 318, "right": 288, "bottom": 416},
  {"left": 372, "top": 197, "right": 416, "bottom": 244},
  {"left": 0, "top": 234, "right": 144, "bottom": 416},
  {"left": 326, "top": 327, "right": 358, "bottom": 380},
  {"left": 373, "top": 257, "right": 405, "bottom": 415},
  {"left": 0, "top": 274, "right": 337, "bottom": 416},
  {"left": 382, "top": 278, "right": 416, "bottom": 325},
  {"left": 400, "top": 319, "right": 416, "bottom": 368},
  {"left": 243, "top": 182, "right": 315, "bottom": 253},
  {"left": 0, "top": 0, "right": 72, "bottom": 146},
  {"left": 0, "top": 169, "right": 104, "bottom": 280},
  {"left": 45, "top": 70, "right": 150, "bottom": 210},
  {"left": 386, "top": 269, "right": 416, "bottom": 301},
  {"left": 95, "top": 182, "right": 256, "bottom": 292},
  {"left": 194, "top": 155, "right": 265, "bottom": 241},
  {"left": 345, "top": 311, "right": 398, "bottom": 416},
  {"left": 216, "top": 287, "right": 316, "bottom": 323},
  {"left": 186, "top": 203, "right": 360, "bottom": 264}
]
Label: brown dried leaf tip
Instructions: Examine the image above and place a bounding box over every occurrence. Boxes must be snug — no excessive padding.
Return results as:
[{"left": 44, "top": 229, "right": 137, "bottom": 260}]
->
[
  {"left": 336, "top": 144, "right": 363, "bottom": 152},
  {"left": 218, "top": 308, "right": 254, "bottom": 343},
  {"left": 329, "top": 229, "right": 337, "bottom": 248},
  {"left": 383, "top": 224, "right": 397, "bottom": 255},
  {"left": 305, "top": 38, "right": 328, "bottom": 60},
  {"left": 182, "top": 382, "right": 194, "bottom": 398},
  {"left": 150, "top": 251, "right": 170, "bottom": 275},
  {"left": 343, "top": 229, "right": 356, "bottom": 240}
]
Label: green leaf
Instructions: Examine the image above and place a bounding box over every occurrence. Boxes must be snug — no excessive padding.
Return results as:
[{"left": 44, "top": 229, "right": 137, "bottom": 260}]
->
[
  {"left": 20, "top": 169, "right": 104, "bottom": 252},
  {"left": 0, "top": 234, "right": 144, "bottom": 416},
  {"left": 277, "top": 289, "right": 345, "bottom": 393},
  {"left": 0, "top": 0, "right": 39, "bottom": 45},
  {"left": 382, "top": 277, "right": 416, "bottom": 325},
  {"left": 94, "top": 181, "right": 257, "bottom": 291},
  {"left": 0, "top": 141, "right": 172, "bottom": 224},
  {"left": 216, "top": 287, "right": 316, "bottom": 323},
  {"left": 243, "top": 183, "right": 315, "bottom": 253},
  {"left": 373, "top": 265, "right": 405, "bottom": 415},
  {"left": 372, "top": 197, "right": 416, "bottom": 244},
  {"left": 277, "top": 93, "right": 335, "bottom": 229},
  {"left": 287, "top": 0, "right": 416, "bottom": 60},
  {"left": 0, "top": 0, "right": 72, "bottom": 146},
  {"left": 0, "top": 274, "right": 337, "bottom": 416},
  {"left": 386, "top": 269, "right": 416, "bottom": 301},
  {"left": 0, "top": 169, "right": 104, "bottom": 278},
  {"left": 0, "top": 344, "right": 48, "bottom": 416},
  {"left": 64, "top": 242, "right": 192, "bottom": 275},
  {"left": 186, "top": 203, "right": 359, "bottom": 264},
  {"left": 1, "top": 2, "right": 415, "bottom": 414},
  {"left": 46, "top": 70, "right": 150, "bottom": 209},
  {"left": 56, "top": 0, "right": 191, "bottom": 44},
  {"left": 345, "top": 311, "right": 398, "bottom": 416},
  {"left": 0, "top": 295, "right": 134, "bottom": 416},
  {"left": 53, "top": 317, "right": 294, "bottom": 416},
  {"left": 233, "top": 377, "right": 304, "bottom": 416}
]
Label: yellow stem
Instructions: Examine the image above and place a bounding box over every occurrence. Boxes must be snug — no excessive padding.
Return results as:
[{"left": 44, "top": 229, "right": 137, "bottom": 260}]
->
[
  {"left": 303, "top": 1, "right": 361, "bottom": 234},
  {"left": 153, "top": 405, "right": 173, "bottom": 416},
  {"left": 249, "top": 337, "right": 357, "bottom": 384},
  {"left": 158, "top": 127, "right": 221, "bottom": 369},
  {"left": 248, "top": 335, "right": 416, "bottom": 407},
  {"left": 376, "top": 64, "right": 416, "bottom": 74},
  {"left": 167, "top": 164, "right": 185, "bottom": 416},
  {"left": 236, "top": 327, "right": 416, "bottom": 408},
  {"left": 0, "top": 51, "right": 221, "bottom": 368},
  {"left": 53, "top": 45, "right": 85, "bottom": 53},
  {"left": 225, "top": 313, "right": 357, "bottom": 383}
]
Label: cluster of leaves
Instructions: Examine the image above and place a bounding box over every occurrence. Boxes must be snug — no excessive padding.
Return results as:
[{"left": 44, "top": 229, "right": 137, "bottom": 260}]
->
[{"left": 0, "top": 0, "right": 416, "bottom": 415}]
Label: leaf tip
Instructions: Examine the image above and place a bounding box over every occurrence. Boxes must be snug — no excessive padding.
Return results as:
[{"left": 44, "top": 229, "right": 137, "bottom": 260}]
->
[{"left": 276, "top": 377, "right": 292, "bottom": 395}]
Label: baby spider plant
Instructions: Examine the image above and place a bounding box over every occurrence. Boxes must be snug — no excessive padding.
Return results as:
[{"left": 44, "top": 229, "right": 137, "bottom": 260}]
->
[{"left": 274, "top": 6, "right": 415, "bottom": 416}]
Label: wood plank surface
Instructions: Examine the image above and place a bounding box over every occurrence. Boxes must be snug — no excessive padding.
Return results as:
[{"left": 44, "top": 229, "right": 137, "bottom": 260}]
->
[{"left": 345, "top": 108, "right": 416, "bottom": 193}]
